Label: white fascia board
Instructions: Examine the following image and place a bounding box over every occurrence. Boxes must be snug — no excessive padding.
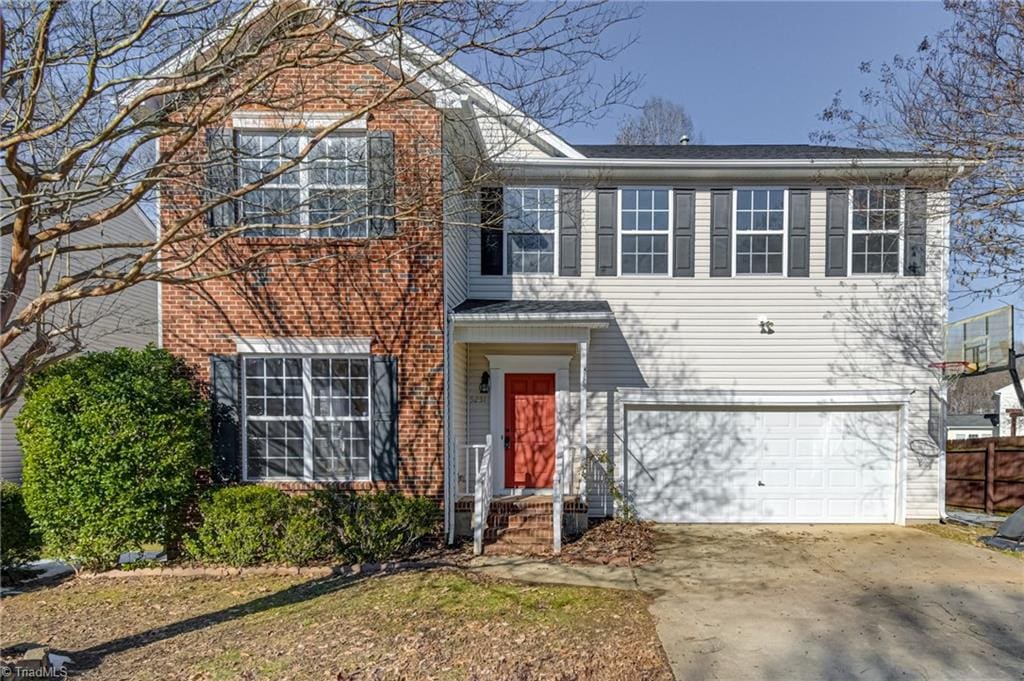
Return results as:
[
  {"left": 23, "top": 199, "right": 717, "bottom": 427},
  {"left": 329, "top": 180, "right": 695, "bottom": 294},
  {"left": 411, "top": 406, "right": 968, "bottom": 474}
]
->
[
  {"left": 618, "top": 388, "right": 914, "bottom": 408},
  {"left": 231, "top": 111, "right": 367, "bottom": 130},
  {"left": 499, "top": 157, "right": 964, "bottom": 170},
  {"left": 235, "top": 336, "right": 372, "bottom": 355},
  {"left": 451, "top": 313, "right": 611, "bottom": 325},
  {"left": 336, "top": 19, "right": 581, "bottom": 159}
]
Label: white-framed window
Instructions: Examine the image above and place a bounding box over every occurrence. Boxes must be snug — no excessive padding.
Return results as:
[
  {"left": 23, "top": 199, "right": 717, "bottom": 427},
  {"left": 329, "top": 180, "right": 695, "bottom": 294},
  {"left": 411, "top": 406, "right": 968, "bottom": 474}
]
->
[
  {"left": 849, "top": 188, "right": 902, "bottom": 275},
  {"left": 504, "top": 187, "right": 558, "bottom": 274},
  {"left": 237, "top": 132, "right": 368, "bottom": 238},
  {"left": 619, "top": 187, "right": 671, "bottom": 275},
  {"left": 242, "top": 355, "right": 371, "bottom": 481},
  {"left": 733, "top": 188, "right": 786, "bottom": 275}
]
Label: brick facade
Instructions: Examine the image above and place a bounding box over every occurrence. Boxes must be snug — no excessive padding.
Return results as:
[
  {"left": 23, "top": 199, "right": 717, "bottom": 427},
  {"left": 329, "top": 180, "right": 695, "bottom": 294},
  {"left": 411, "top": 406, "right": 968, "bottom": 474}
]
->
[{"left": 159, "top": 52, "right": 446, "bottom": 499}]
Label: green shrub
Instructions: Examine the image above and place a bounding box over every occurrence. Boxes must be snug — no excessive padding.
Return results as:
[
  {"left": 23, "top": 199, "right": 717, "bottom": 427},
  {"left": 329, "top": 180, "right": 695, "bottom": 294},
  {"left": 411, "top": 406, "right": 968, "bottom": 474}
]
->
[
  {"left": 314, "top": 491, "right": 440, "bottom": 563},
  {"left": 16, "top": 346, "right": 211, "bottom": 570},
  {"left": 185, "top": 486, "right": 292, "bottom": 566},
  {"left": 1, "top": 482, "right": 43, "bottom": 569},
  {"left": 277, "top": 495, "right": 334, "bottom": 565}
]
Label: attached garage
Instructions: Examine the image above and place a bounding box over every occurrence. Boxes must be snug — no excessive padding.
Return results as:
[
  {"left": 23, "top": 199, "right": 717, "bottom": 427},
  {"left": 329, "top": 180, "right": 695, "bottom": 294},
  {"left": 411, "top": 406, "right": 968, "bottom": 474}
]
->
[{"left": 623, "top": 395, "right": 905, "bottom": 524}]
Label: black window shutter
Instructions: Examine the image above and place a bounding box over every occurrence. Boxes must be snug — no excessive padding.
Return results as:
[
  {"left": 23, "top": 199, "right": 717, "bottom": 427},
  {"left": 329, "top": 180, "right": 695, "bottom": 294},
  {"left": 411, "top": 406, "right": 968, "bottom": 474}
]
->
[
  {"left": 788, "top": 189, "right": 811, "bottom": 277},
  {"left": 210, "top": 354, "right": 241, "bottom": 482},
  {"left": 371, "top": 355, "right": 400, "bottom": 481},
  {"left": 595, "top": 188, "right": 617, "bottom": 276},
  {"left": 558, "top": 187, "right": 581, "bottom": 276},
  {"left": 825, "top": 189, "right": 849, "bottom": 276},
  {"left": 673, "top": 189, "right": 696, "bottom": 277},
  {"left": 710, "top": 189, "right": 732, "bottom": 277},
  {"left": 904, "top": 189, "right": 927, "bottom": 276},
  {"left": 367, "top": 131, "right": 396, "bottom": 237},
  {"left": 480, "top": 187, "right": 504, "bottom": 275},
  {"left": 205, "top": 129, "right": 237, "bottom": 233}
]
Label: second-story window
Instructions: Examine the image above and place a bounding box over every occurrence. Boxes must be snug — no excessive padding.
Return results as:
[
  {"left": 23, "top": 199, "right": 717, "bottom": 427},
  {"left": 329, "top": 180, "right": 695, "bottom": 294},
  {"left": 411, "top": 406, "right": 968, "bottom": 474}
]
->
[
  {"left": 237, "top": 132, "right": 368, "bottom": 238},
  {"left": 620, "top": 188, "right": 670, "bottom": 275},
  {"left": 505, "top": 187, "right": 557, "bottom": 274},
  {"left": 850, "top": 188, "right": 901, "bottom": 274},
  {"left": 734, "top": 188, "right": 786, "bottom": 275}
]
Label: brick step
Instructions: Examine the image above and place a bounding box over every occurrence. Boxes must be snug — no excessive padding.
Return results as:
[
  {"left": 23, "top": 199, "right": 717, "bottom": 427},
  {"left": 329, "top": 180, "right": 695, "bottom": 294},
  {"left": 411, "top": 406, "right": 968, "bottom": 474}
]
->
[
  {"left": 483, "top": 542, "right": 553, "bottom": 557},
  {"left": 504, "top": 514, "right": 555, "bottom": 529},
  {"left": 496, "top": 527, "right": 554, "bottom": 543}
]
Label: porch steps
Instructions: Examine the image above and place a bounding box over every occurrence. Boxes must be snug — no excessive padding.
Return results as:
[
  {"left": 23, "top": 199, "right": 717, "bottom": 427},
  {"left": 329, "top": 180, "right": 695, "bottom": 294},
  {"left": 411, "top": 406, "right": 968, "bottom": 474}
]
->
[{"left": 480, "top": 496, "right": 586, "bottom": 555}]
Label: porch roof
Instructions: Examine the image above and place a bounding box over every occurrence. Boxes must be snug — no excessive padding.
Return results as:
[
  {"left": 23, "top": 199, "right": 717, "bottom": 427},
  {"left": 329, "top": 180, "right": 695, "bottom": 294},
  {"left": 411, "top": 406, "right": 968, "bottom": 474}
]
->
[{"left": 451, "top": 299, "right": 613, "bottom": 325}]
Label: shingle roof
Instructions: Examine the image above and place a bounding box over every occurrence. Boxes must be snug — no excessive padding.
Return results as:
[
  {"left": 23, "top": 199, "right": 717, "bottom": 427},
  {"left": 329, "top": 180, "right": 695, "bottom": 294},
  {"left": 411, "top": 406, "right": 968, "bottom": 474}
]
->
[
  {"left": 573, "top": 144, "right": 927, "bottom": 161},
  {"left": 452, "top": 298, "right": 613, "bottom": 319},
  {"left": 948, "top": 414, "right": 999, "bottom": 428}
]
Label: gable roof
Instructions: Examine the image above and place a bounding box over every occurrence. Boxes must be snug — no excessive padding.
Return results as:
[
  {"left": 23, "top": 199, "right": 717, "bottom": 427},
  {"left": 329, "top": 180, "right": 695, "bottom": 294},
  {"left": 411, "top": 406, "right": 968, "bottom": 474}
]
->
[
  {"left": 573, "top": 144, "right": 935, "bottom": 161},
  {"left": 125, "top": 0, "right": 581, "bottom": 159}
]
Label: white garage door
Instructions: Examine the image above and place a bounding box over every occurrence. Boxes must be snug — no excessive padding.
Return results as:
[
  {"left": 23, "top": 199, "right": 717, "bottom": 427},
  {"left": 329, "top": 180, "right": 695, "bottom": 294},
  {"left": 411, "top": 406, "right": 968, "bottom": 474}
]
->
[{"left": 625, "top": 407, "right": 899, "bottom": 523}]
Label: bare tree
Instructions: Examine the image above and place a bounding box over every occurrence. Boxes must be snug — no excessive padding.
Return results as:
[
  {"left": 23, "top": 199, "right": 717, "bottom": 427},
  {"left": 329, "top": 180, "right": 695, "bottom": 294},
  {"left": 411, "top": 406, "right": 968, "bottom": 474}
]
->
[
  {"left": 615, "top": 96, "right": 697, "bottom": 145},
  {"left": 813, "top": 0, "right": 1023, "bottom": 301},
  {"left": 0, "top": 0, "right": 639, "bottom": 414}
]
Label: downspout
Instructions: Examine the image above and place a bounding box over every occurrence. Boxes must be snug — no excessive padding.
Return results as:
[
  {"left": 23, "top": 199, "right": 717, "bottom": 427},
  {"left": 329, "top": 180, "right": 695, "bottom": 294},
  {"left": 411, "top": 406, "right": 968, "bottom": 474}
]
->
[{"left": 938, "top": 163, "right": 967, "bottom": 523}]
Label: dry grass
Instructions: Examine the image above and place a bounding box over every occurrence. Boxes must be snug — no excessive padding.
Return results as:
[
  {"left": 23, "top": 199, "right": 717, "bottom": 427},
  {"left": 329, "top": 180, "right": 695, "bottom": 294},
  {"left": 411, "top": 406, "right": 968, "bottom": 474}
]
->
[
  {"left": 0, "top": 569, "right": 671, "bottom": 680},
  {"left": 914, "top": 522, "right": 1023, "bottom": 561}
]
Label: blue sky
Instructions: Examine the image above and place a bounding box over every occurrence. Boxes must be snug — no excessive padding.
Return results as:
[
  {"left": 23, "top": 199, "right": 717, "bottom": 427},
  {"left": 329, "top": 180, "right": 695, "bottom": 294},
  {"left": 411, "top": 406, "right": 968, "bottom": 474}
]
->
[{"left": 553, "top": 1, "right": 1022, "bottom": 324}]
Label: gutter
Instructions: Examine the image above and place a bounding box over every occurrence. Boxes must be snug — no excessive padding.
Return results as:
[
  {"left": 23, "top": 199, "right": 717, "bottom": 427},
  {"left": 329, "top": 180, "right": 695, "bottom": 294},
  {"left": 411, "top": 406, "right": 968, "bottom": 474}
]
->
[{"left": 499, "top": 157, "right": 969, "bottom": 170}]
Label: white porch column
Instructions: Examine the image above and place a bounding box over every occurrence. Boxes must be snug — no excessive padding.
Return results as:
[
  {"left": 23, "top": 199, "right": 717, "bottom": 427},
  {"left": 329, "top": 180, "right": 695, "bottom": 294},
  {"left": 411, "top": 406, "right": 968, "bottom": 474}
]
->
[
  {"left": 579, "top": 339, "right": 588, "bottom": 502},
  {"left": 553, "top": 366, "right": 569, "bottom": 554}
]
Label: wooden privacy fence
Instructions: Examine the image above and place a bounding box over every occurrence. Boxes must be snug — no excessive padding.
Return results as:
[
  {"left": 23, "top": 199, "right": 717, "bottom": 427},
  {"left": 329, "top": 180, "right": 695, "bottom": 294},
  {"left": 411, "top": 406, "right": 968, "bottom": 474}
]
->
[{"left": 946, "top": 437, "right": 1024, "bottom": 513}]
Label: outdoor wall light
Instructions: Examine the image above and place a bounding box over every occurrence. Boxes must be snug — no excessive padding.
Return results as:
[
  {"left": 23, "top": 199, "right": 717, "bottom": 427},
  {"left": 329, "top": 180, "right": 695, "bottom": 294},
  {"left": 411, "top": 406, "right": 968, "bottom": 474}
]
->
[
  {"left": 479, "top": 371, "right": 490, "bottom": 394},
  {"left": 758, "top": 316, "right": 776, "bottom": 335}
]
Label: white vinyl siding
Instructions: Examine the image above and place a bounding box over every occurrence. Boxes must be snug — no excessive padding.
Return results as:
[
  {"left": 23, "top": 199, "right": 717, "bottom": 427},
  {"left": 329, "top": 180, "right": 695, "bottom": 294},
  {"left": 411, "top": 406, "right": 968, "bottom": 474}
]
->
[
  {"left": 0, "top": 205, "right": 158, "bottom": 482},
  {"left": 464, "top": 187, "right": 948, "bottom": 520}
]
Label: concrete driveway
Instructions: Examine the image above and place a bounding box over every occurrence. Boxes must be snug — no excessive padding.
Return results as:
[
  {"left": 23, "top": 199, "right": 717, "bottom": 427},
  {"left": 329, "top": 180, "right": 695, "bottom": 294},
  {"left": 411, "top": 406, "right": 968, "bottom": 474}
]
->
[{"left": 635, "top": 525, "right": 1024, "bottom": 681}]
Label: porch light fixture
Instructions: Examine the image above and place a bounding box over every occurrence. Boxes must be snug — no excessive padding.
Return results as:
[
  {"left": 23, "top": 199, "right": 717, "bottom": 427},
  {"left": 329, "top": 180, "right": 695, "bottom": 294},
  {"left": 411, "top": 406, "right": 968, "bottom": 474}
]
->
[{"left": 479, "top": 371, "right": 490, "bottom": 394}]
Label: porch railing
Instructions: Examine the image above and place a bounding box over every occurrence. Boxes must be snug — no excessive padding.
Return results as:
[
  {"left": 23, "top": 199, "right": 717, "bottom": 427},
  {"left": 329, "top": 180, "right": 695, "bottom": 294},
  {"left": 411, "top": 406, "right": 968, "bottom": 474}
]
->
[
  {"left": 459, "top": 443, "right": 489, "bottom": 497},
  {"left": 471, "top": 435, "right": 493, "bottom": 556}
]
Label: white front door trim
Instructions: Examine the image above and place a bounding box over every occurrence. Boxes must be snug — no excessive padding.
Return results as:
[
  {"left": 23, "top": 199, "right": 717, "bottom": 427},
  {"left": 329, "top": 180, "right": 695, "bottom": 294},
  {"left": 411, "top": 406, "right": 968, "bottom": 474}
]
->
[{"left": 486, "top": 355, "right": 572, "bottom": 494}]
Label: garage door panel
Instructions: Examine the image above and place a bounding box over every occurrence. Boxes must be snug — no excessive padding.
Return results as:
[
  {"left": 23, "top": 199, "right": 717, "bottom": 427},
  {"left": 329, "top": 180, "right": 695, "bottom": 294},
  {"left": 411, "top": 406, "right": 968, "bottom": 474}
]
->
[{"left": 625, "top": 407, "right": 898, "bottom": 524}]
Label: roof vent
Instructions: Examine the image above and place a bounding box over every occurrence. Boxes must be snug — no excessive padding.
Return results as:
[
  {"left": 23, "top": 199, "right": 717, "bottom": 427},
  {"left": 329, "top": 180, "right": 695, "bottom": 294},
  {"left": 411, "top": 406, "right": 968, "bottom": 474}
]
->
[{"left": 679, "top": 135, "right": 690, "bottom": 145}]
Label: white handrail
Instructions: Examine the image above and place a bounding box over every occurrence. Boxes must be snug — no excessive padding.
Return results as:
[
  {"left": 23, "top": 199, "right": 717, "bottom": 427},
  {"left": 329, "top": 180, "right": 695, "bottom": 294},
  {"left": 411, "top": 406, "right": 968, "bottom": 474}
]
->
[{"left": 472, "top": 435, "right": 493, "bottom": 556}]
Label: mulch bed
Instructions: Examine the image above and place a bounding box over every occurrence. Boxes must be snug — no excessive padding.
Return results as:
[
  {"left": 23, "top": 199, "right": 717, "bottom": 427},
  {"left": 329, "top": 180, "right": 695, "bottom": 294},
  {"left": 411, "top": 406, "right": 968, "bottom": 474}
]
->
[{"left": 559, "top": 519, "right": 656, "bottom": 566}]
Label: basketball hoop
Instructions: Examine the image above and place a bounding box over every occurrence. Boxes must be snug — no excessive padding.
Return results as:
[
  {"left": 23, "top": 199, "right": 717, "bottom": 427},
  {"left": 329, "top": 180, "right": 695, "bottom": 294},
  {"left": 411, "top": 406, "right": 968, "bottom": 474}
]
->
[{"left": 928, "top": 360, "right": 975, "bottom": 390}]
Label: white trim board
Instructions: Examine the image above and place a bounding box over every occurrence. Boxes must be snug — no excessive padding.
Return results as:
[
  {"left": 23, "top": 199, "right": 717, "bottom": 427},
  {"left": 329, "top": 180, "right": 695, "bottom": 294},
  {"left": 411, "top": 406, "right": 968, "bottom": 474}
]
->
[
  {"left": 234, "top": 336, "right": 372, "bottom": 355},
  {"left": 486, "top": 354, "right": 572, "bottom": 494}
]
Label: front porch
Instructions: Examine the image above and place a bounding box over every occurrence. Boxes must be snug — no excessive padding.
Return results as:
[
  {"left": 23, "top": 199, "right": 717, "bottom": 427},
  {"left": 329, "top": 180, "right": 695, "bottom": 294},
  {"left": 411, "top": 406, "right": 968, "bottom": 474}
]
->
[
  {"left": 446, "top": 299, "right": 615, "bottom": 555},
  {"left": 453, "top": 494, "right": 589, "bottom": 554}
]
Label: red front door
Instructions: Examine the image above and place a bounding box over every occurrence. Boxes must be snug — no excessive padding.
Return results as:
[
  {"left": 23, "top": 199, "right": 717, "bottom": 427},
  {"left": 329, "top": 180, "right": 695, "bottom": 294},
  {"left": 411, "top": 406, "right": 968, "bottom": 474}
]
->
[{"left": 504, "top": 373, "right": 556, "bottom": 488}]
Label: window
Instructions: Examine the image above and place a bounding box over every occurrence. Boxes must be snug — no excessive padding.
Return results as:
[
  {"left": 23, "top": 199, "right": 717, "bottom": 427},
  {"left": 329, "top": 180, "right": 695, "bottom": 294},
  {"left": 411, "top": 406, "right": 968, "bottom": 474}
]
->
[
  {"left": 734, "top": 189, "right": 786, "bottom": 275},
  {"left": 243, "top": 356, "right": 371, "bottom": 480},
  {"left": 237, "top": 132, "right": 367, "bottom": 238},
  {"left": 620, "top": 188, "right": 670, "bottom": 275},
  {"left": 850, "top": 188, "right": 901, "bottom": 274},
  {"left": 505, "top": 187, "right": 557, "bottom": 274}
]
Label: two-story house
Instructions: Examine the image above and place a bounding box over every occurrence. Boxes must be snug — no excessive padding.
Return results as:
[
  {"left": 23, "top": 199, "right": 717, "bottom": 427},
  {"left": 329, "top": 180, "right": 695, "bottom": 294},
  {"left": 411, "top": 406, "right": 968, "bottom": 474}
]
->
[{"left": 148, "top": 10, "right": 958, "bottom": 555}]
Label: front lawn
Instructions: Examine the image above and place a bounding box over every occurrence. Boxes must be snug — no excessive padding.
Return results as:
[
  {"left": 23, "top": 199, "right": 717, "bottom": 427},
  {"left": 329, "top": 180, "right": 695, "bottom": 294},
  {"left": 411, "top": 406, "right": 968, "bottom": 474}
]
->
[{"left": 0, "top": 569, "right": 671, "bottom": 679}]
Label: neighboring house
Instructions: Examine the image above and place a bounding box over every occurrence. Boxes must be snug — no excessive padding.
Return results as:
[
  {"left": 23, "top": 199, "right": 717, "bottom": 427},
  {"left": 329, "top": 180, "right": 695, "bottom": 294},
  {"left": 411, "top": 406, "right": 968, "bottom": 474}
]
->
[
  {"left": 947, "top": 414, "right": 998, "bottom": 440},
  {"left": 994, "top": 382, "right": 1023, "bottom": 436},
  {"left": 145, "top": 10, "right": 961, "bottom": 553},
  {"left": 0, "top": 203, "right": 159, "bottom": 481}
]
